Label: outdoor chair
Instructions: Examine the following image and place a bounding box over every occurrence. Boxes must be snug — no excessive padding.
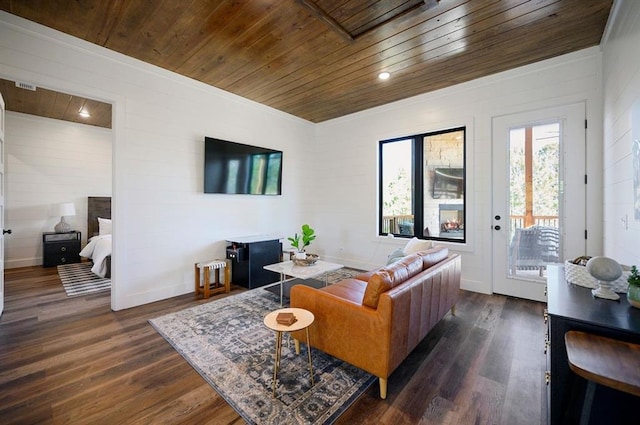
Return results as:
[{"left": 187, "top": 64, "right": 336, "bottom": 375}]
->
[{"left": 509, "top": 225, "right": 560, "bottom": 276}]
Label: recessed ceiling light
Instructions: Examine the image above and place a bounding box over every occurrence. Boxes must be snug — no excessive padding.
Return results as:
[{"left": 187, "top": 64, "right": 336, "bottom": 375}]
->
[
  {"left": 378, "top": 72, "right": 390, "bottom": 80},
  {"left": 78, "top": 108, "right": 90, "bottom": 118}
]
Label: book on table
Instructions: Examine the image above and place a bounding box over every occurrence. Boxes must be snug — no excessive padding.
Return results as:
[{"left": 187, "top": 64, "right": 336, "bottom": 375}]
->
[{"left": 276, "top": 312, "right": 297, "bottom": 326}]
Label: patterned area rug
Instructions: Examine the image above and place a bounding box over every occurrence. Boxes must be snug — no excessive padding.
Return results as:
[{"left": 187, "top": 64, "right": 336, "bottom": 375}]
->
[
  {"left": 322, "top": 267, "right": 365, "bottom": 283},
  {"left": 57, "top": 262, "right": 111, "bottom": 297},
  {"left": 149, "top": 273, "right": 374, "bottom": 425}
]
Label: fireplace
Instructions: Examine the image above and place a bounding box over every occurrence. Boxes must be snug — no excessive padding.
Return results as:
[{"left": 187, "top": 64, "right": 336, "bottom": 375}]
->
[{"left": 439, "top": 204, "right": 464, "bottom": 238}]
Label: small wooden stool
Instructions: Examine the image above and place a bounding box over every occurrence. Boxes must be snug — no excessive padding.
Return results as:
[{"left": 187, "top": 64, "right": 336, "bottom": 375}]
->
[
  {"left": 565, "top": 330, "right": 640, "bottom": 425},
  {"left": 195, "top": 259, "right": 230, "bottom": 299}
]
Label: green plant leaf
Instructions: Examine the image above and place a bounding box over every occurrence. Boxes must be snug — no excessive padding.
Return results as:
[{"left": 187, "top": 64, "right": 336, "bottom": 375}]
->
[{"left": 289, "top": 224, "right": 316, "bottom": 251}]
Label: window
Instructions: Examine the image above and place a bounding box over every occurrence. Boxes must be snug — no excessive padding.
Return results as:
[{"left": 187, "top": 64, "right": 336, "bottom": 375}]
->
[{"left": 379, "top": 127, "right": 466, "bottom": 242}]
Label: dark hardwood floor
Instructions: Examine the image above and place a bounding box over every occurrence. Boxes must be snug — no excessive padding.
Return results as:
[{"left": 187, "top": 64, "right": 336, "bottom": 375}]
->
[{"left": 0, "top": 266, "right": 547, "bottom": 424}]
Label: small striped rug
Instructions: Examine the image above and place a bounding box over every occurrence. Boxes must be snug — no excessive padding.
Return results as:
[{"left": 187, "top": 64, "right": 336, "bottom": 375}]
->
[{"left": 57, "top": 262, "right": 111, "bottom": 297}]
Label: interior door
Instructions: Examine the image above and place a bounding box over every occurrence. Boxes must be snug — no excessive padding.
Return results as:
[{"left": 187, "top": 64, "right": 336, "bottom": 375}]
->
[
  {"left": 0, "top": 92, "right": 5, "bottom": 316},
  {"left": 492, "top": 103, "right": 586, "bottom": 301}
]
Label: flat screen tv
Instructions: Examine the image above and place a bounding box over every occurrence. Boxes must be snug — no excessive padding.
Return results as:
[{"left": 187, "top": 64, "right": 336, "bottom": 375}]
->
[
  {"left": 432, "top": 168, "right": 464, "bottom": 199},
  {"left": 204, "top": 137, "right": 283, "bottom": 195}
]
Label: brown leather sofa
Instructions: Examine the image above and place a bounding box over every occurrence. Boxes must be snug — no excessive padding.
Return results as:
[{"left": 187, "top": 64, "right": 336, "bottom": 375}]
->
[{"left": 290, "top": 245, "right": 461, "bottom": 399}]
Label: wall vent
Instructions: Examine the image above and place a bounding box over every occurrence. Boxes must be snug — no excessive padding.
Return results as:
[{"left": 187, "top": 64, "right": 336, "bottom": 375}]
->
[{"left": 15, "top": 81, "right": 36, "bottom": 91}]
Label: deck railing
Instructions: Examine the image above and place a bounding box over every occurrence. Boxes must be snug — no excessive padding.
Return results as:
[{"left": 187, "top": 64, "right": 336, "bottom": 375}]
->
[
  {"left": 382, "top": 214, "right": 559, "bottom": 235},
  {"left": 510, "top": 215, "right": 559, "bottom": 230},
  {"left": 382, "top": 214, "right": 414, "bottom": 234}
]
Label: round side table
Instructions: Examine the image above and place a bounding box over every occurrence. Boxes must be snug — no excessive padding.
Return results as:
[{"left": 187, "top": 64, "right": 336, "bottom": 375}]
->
[{"left": 263, "top": 307, "right": 315, "bottom": 397}]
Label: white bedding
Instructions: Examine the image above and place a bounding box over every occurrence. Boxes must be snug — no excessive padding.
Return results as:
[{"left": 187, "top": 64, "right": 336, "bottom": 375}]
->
[{"left": 80, "top": 234, "right": 112, "bottom": 278}]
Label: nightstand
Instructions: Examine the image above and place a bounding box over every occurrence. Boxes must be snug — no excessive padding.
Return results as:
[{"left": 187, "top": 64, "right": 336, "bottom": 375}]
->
[{"left": 42, "top": 231, "right": 81, "bottom": 267}]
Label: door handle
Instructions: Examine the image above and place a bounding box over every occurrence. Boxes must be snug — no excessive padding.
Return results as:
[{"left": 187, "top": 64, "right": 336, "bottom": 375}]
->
[{"left": 3, "top": 229, "right": 11, "bottom": 235}]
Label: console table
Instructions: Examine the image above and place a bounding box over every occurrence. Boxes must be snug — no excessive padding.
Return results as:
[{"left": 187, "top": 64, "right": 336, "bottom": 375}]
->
[{"left": 546, "top": 265, "right": 640, "bottom": 424}]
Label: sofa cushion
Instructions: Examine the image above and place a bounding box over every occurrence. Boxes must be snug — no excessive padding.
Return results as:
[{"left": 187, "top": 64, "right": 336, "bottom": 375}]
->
[
  {"left": 321, "top": 278, "right": 368, "bottom": 304},
  {"left": 353, "top": 270, "right": 374, "bottom": 282},
  {"left": 358, "top": 245, "right": 450, "bottom": 281},
  {"left": 417, "top": 246, "right": 449, "bottom": 269},
  {"left": 363, "top": 254, "right": 423, "bottom": 308}
]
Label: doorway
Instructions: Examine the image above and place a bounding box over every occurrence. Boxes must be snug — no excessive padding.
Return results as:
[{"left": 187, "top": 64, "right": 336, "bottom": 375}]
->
[
  {"left": 0, "top": 79, "right": 115, "bottom": 309},
  {"left": 492, "top": 103, "right": 586, "bottom": 301},
  {"left": 0, "top": 92, "right": 5, "bottom": 316}
]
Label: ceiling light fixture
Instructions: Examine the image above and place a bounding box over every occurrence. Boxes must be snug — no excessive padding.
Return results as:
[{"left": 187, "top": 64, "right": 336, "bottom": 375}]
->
[
  {"left": 78, "top": 108, "right": 90, "bottom": 118},
  {"left": 378, "top": 72, "right": 390, "bottom": 80}
]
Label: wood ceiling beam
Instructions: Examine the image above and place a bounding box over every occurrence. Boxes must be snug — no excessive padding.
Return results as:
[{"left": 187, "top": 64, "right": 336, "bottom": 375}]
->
[
  {"left": 349, "top": 1, "right": 435, "bottom": 39},
  {"left": 296, "top": 0, "right": 355, "bottom": 43}
]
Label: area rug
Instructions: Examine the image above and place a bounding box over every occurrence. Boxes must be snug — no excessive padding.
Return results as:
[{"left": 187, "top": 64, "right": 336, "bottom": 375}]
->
[
  {"left": 149, "top": 287, "right": 375, "bottom": 425},
  {"left": 322, "top": 267, "right": 364, "bottom": 283},
  {"left": 57, "top": 262, "right": 111, "bottom": 297}
]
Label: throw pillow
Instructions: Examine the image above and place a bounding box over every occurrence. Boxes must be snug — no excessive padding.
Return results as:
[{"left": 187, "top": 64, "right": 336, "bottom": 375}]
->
[
  {"left": 403, "top": 237, "right": 432, "bottom": 255},
  {"left": 98, "top": 217, "right": 112, "bottom": 235},
  {"left": 386, "top": 247, "right": 406, "bottom": 265}
]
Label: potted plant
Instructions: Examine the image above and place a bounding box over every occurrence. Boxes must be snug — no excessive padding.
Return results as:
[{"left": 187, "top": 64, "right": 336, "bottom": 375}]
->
[
  {"left": 288, "top": 224, "right": 316, "bottom": 260},
  {"left": 627, "top": 265, "right": 640, "bottom": 308}
]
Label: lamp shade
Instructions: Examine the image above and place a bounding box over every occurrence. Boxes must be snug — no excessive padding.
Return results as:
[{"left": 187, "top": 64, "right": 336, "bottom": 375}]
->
[{"left": 55, "top": 202, "right": 76, "bottom": 217}]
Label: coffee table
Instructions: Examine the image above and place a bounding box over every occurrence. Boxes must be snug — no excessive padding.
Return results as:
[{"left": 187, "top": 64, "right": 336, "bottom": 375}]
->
[
  {"left": 263, "top": 307, "right": 315, "bottom": 397},
  {"left": 263, "top": 260, "right": 343, "bottom": 306}
]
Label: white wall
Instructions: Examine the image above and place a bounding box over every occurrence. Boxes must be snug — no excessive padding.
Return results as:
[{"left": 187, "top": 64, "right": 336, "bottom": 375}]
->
[
  {"left": 601, "top": 0, "right": 640, "bottom": 266},
  {"left": 5, "top": 112, "right": 111, "bottom": 268},
  {"left": 0, "top": 12, "right": 315, "bottom": 310},
  {"left": 312, "top": 48, "right": 604, "bottom": 295}
]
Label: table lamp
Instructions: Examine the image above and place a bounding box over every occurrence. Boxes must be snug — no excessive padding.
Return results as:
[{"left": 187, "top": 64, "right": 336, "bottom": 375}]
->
[
  {"left": 586, "top": 256, "right": 622, "bottom": 300},
  {"left": 53, "top": 202, "right": 76, "bottom": 233}
]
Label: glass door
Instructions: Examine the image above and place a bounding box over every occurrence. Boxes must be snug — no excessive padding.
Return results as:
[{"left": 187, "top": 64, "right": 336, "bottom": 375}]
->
[
  {"left": 492, "top": 103, "right": 586, "bottom": 301},
  {"left": 507, "top": 123, "right": 561, "bottom": 279}
]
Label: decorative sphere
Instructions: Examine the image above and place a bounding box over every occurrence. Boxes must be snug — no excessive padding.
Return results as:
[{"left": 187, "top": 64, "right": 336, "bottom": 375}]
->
[{"left": 586, "top": 256, "right": 623, "bottom": 282}]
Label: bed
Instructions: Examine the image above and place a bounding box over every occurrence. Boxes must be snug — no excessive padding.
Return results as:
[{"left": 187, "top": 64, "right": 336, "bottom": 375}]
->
[{"left": 79, "top": 196, "right": 112, "bottom": 278}]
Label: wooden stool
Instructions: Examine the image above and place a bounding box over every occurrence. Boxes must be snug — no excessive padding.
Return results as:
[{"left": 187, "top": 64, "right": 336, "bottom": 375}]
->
[
  {"left": 565, "top": 330, "right": 640, "bottom": 425},
  {"left": 195, "top": 259, "right": 230, "bottom": 299}
]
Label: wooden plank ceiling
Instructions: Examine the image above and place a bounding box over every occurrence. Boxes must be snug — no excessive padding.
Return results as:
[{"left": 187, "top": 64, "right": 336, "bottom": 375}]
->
[
  {"left": 0, "top": 78, "right": 112, "bottom": 129},
  {"left": 0, "top": 0, "right": 613, "bottom": 124}
]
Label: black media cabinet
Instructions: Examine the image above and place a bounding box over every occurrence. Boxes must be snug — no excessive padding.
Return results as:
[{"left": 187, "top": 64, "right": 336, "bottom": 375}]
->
[{"left": 226, "top": 237, "right": 281, "bottom": 289}]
